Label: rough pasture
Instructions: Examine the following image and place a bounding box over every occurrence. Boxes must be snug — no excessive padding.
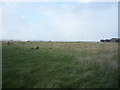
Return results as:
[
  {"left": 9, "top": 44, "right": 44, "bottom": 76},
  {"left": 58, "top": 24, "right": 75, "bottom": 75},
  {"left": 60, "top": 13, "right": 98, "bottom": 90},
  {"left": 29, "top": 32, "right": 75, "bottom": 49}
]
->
[{"left": 2, "top": 41, "right": 118, "bottom": 88}]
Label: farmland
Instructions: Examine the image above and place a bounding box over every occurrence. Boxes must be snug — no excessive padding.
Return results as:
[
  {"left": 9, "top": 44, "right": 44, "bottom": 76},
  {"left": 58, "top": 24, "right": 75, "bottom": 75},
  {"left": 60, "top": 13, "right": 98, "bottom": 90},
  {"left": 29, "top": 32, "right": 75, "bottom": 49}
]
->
[{"left": 2, "top": 41, "right": 118, "bottom": 88}]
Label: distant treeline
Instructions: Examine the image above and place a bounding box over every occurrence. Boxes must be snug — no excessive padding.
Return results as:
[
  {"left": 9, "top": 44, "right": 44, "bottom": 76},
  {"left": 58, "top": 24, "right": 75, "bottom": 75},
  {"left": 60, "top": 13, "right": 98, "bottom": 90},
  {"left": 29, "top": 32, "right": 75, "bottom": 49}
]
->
[{"left": 100, "top": 38, "right": 120, "bottom": 43}]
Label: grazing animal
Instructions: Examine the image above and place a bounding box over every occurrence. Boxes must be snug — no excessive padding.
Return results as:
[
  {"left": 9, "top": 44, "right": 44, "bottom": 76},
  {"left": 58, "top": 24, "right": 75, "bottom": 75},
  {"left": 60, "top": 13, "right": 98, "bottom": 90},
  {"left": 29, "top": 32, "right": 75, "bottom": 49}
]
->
[
  {"left": 36, "top": 47, "right": 39, "bottom": 49},
  {"left": 31, "top": 47, "right": 39, "bottom": 50}
]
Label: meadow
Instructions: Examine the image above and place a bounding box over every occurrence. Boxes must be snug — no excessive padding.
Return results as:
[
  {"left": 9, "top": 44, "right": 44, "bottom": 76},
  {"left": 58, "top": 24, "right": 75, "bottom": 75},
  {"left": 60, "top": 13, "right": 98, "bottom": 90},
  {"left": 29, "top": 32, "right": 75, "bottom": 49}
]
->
[{"left": 2, "top": 41, "right": 118, "bottom": 88}]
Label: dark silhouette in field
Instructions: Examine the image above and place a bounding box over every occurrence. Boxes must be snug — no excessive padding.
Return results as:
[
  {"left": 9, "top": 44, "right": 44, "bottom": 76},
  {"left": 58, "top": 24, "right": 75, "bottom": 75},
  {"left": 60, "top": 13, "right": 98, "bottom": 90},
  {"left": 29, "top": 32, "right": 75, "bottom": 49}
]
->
[
  {"left": 36, "top": 47, "right": 39, "bottom": 49},
  {"left": 31, "top": 47, "right": 39, "bottom": 50}
]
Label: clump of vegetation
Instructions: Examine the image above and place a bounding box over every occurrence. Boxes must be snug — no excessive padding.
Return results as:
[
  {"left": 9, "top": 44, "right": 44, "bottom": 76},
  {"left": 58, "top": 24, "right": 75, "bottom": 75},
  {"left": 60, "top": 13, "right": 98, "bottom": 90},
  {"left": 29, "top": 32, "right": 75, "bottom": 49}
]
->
[{"left": 2, "top": 41, "right": 118, "bottom": 88}]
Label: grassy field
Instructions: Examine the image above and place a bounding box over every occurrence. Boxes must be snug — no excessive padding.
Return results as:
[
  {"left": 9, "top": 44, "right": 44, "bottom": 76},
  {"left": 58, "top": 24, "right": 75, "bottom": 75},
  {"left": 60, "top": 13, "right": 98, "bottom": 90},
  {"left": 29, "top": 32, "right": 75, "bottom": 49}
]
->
[{"left": 2, "top": 41, "right": 118, "bottom": 88}]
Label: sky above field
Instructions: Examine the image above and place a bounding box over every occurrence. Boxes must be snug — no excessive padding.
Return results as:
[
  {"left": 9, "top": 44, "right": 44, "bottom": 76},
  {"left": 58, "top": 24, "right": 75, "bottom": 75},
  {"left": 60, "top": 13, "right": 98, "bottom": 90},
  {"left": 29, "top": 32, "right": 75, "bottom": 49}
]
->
[{"left": 1, "top": 1, "right": 118, "bottom": 41}]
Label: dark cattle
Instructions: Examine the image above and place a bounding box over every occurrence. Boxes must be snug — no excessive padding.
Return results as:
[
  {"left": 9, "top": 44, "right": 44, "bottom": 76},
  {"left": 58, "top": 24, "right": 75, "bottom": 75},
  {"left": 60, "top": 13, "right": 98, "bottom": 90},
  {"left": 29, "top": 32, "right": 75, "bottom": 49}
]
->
[
  {"left": 31, "top": 47, "right": 39, "bottom": 50},
  {"left": 36, "top": 47, "right": 39, "bottom": 49}
]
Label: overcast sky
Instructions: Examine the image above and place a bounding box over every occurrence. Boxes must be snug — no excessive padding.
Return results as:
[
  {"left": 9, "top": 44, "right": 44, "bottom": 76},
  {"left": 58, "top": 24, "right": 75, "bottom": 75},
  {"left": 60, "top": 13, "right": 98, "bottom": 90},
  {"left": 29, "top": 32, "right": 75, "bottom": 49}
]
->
[{"left": 1, "top": 2, "right": 118, "bottom": 41}]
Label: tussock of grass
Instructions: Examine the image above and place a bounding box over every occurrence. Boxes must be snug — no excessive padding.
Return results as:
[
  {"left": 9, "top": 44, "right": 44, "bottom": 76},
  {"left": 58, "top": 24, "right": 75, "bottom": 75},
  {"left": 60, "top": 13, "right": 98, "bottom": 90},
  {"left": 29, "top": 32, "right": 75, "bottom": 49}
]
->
[{"left": 2, "top": 41, "right": 118, "bottom": 88}]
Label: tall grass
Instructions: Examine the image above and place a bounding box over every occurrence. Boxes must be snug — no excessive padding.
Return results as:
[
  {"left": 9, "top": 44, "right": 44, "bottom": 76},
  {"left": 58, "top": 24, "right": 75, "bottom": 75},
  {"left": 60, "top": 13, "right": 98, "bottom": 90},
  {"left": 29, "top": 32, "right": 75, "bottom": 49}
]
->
[{"left": 2, "top": 41, "right": 118, "bottom": 88}]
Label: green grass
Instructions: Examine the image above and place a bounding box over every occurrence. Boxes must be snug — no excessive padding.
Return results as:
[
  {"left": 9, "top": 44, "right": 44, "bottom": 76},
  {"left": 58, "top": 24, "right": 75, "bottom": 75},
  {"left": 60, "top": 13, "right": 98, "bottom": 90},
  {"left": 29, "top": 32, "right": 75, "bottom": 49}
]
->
[{"left": 2, "top": 41, "right": 118, "bottom": 88}]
